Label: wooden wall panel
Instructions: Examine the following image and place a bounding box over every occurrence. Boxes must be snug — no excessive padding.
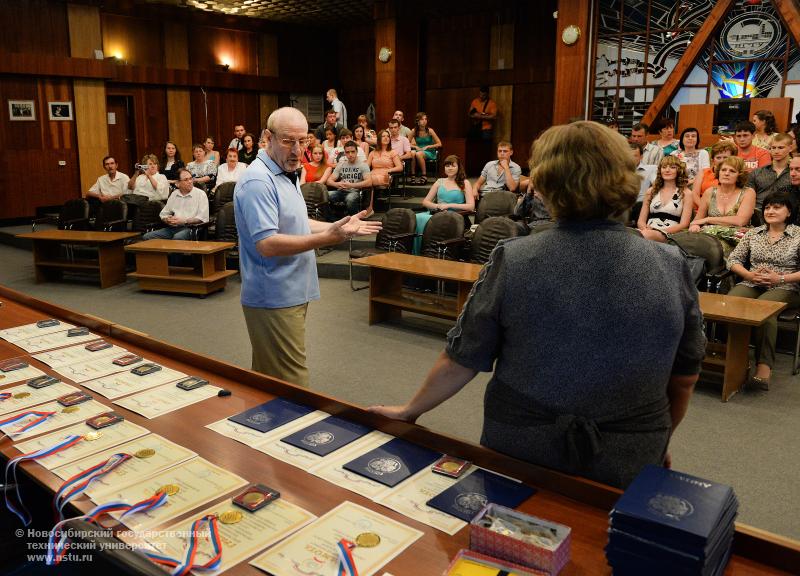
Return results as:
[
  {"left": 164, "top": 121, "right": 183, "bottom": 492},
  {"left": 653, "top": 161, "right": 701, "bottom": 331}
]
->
[
  {"left": 338, "top": 26, "right": 375, "bottom": 126},
  {"left": 0, "top": 78, "right": 43, "bottom": 151},
  {"left": 107, "top": 85, "right": 169, "bottom": 162},
  {"left": 167, "top": 89, "right": 192, "bottom": 158},
  {"left": 490, "top": 22, "right": 515, "bottom": 70},
  {"left": 424, "top": 88, "right": 476, "bottom": 144},
  {"left": 188, "top": 26, "right": 258, "bottom": 75},
  {"left": 553, "top": 0, "right": 591, "bottom": 124},
  {"left": 492, "top": 85, "right": 514, "bottom": 144},
  {"left": 40, "top": 80, "right": 75, "bottom": 151},
  {"left": 67, "top": 4, "right": 102, "bottom": 59},
  {"left": 0, "top": 0, "right": 68, "bottom": 57},
  {"left": 259, "top": 34, "right": 279, "bottom": 77},
  {"left": 426, "top": 13, "right": 491, "bottom": 78},
  {"left": 749, "top": 97, "right": 795, "bottom": 133},
  {"left": 73, "top": 80, "right": 106, "bottom": 197},
  {"left": 101, "top": 14, "right": 164, "bottom": 67},
  {"left": 514, "top": 0, "right": 557, "bottom": 80},
  {"left": 260, "top": 94, "right": 280, "bottom": 132},
  {"left": 512, "top": 83, "right": 555, "bottom": 164},
  {"left": 374, "top": 18, "right": 396, "bottom": 130},
  {"left": 189, "top": 89, "right": 261, "bottom": 152},
  {"left": 164, "top": 23, "right": 189, "bottom": 70}
]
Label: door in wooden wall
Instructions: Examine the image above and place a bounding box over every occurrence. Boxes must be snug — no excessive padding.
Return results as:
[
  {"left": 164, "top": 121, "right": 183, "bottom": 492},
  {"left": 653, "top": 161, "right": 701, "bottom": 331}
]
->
[{"left": 106, "top": 96, "right": 136, "bottom": 174}]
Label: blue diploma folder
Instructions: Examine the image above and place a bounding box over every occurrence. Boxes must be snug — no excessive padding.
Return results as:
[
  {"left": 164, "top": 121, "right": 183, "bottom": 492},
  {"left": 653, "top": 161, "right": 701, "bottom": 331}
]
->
[{"left": 227, "top": 398, "right": 314, "bottom": 433}]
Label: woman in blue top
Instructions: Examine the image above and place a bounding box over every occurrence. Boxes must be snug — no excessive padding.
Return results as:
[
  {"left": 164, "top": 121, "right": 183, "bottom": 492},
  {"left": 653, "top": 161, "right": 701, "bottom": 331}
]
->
[
  {"left": 413, "top": 155, "right": 474, "bottom": 253},
  {"left": 409, "top": 112, "right": 442, "bottom": 184}
]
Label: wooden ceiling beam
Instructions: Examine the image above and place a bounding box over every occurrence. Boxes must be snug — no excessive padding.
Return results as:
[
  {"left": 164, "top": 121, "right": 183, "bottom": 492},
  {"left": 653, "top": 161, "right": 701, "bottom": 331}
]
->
[
  {"left": 773, "top": 0, "right": 800, "bottom": 49},
  {"left": 642, "top": 0, "right": 735, "bottom": 128}
]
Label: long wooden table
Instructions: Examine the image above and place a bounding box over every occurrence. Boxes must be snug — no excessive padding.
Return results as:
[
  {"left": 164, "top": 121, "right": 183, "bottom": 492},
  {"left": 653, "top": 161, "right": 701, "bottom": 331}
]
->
[
  {"left": 698, "top": 292, "right": 787, "bottom": 402},
  {"left": 15, "top": 230, "right": 140, "bottom": 289},
  {"left": 0, "top": 285, "right": 797, "bottom": 575},
  {"left": 125, "top": 239, "right": 237, "bottom": 296},
  {"left": 353, "top": 253, "right": 483, "bottom": 324}
]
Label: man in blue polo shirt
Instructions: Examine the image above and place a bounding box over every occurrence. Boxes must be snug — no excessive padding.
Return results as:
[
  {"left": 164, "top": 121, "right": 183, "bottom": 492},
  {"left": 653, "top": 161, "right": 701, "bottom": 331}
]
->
[{"left": 234, "top": 107, "right": 381, "bottom": 387}]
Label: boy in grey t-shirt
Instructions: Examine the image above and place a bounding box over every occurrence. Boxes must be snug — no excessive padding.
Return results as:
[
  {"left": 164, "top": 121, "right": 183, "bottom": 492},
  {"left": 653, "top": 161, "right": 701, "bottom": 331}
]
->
[{"left": 328, "top": 141, "right": 372, "bottom": 216}]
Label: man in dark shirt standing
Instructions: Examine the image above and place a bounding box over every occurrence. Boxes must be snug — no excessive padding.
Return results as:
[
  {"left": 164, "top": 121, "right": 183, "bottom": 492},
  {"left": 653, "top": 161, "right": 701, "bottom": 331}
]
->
[{"left": 748, "top": 133, "right": 793, "bottom": 208}]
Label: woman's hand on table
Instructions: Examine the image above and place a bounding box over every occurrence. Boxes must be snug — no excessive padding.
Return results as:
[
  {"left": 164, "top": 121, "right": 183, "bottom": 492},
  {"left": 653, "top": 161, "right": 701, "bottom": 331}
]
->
[{"left": 367, "top": 404, "right": 417, "bottom": 423}]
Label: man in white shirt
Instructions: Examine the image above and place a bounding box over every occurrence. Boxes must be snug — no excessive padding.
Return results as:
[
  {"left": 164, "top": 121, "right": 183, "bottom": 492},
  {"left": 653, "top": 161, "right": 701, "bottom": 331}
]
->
[
  {"left": 472, "top": 141, "right": 521, "bottom": 199},
  {"left": 87, "top": 156, "right": 129, "bottom": 202},
  {"left": 143, "top": 168, "right": 209, "bottom": 240},
  {"left": 228, "top": 124, "right": 246, "bottom": 151},
  {"left": 630, "top": 143, "right": 657, "bottom": 202},
  {"left": 392, "top": 110, "right": 412, "bottom": 139},
  {"left": 332, "top": 129, "right": 367, "bottom": 163},
  {"left": 326, "top": 89, "right": 347, "bottom": 129}
]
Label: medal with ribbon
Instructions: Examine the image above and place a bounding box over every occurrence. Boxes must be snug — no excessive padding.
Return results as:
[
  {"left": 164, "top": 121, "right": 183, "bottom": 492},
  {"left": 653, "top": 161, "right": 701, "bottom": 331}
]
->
[
  {"left": 0, "top": 392, "right": 12, "bottom": 401},
  {"left": 4, "top": 434, "right": 84, "bottom": 525},
  {"left": 336, "top": 538, "right": 359, "bottom": 576},
  {"left": 145, "top": 514, "right": 223, "bottom": 576},
  {"left": 53, "top": 453, "right": 132, "bottom": 521},
  {"left": 0, "top": 410, "right": 56, "bottom": 436},
  {"left": 46, "top": 491, "right": 169, "bottom": 566}
]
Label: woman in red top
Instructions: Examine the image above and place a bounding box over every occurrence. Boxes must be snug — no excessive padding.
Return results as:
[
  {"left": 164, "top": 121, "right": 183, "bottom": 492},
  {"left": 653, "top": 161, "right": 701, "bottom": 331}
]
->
[
  {"left": 691, "top": 140, "right": 737, "bottom": 209},
  {"left": 300, "top": 145, "right": 332, "bottom": 185}
]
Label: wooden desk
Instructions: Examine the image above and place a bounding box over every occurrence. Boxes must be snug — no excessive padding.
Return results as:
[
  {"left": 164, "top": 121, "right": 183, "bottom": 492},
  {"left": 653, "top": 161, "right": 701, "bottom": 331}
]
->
[
  {"left": 699, "top": 292, "right": 787, "bottom": 402},
  {"left": 353, "top": 253, "right": 483, "bottom": 324},
  {"left": 125, "top": 239, "right": 237, "bottom": 296},
  {"left": 15, "top": 230, "right": 140, "bottom": 289},
  {"left": 0, "top": 285, "right": 797, "bottom": 575}
]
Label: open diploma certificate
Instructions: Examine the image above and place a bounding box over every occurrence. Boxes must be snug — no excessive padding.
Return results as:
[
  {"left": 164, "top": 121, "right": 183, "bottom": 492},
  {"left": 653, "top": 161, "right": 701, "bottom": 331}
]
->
[
  {"left": 113, "top": 381, "right": 221, "bottom": 419},
  {"left": 12, "top": 329, "right": 99, "bottom": 353},
  {"left": 82, "top": 365, "right": 187, "bottom": 400},
  {"left": 33, "top": 343, "right": 127, "bottom": 368},
  {"left": 0, "top": 321, "right": 78, "bottom": 343},
  {"left": 0, "top": 381, "right": 80, "bottom": 415},
  {"left": 0, "top": 363, "right": 46, "bottom": 386},
  {"left": 0, "top": 399, "right": 109, "bottom": 440},
  {"left": 106, "top": 458, "right": 247, "bottom": 530},
  {"left": 146, "top": 498, "right": 317, "bottom": 575},
  {"left": 251, "top": 501, "right": 423, "bottom": 576}
]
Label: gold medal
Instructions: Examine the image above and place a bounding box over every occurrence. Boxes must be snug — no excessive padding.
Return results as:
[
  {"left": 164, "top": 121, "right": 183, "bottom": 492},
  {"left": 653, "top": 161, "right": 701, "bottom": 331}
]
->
[
  {"left": 62, "top": 406, "right": 80, "bottom": 414},
  {"left": 135, "top": 448, "right": 156, "bottom": 459},
  {"left": 243, "top": 492, "right": 266, "bottom": 506},
  {"left": 83, "top": 431, "right": 103, "bottom": 441},
  {"left": 355, "top": 532, "right": 381, "bottom": 548},
  {"left": 440, "top": 461, "right": 462, "bottom": 473},
  {"left": 157, "top": 484, "right": 180, "bottom": 496},
  {"left": 13, "top": 392, "right": 31, "bottom": 399},
  {"left": 218, "top": 510, "right": 243, "bottom": 525}
]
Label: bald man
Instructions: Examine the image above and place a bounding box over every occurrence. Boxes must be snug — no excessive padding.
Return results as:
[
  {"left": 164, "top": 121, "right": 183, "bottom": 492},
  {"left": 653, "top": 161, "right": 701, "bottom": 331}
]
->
[{"left": 234, "top": 107, "right": 381, "bottom": 387}]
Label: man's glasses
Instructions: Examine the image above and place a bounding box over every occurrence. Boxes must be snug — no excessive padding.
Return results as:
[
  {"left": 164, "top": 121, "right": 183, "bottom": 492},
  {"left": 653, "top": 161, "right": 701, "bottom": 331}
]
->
[{"left": 278, "top": 137, "right": 309, "bottom": 149}]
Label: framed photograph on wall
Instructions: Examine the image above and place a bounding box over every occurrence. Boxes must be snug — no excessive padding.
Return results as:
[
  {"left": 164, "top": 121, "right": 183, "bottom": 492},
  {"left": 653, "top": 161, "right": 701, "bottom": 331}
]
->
[
  {"left": 48, "top": 101, "right": 73, "bottom": 121},
  {"left": 9, "top": 100, "right": 36, "bottom": 121}
]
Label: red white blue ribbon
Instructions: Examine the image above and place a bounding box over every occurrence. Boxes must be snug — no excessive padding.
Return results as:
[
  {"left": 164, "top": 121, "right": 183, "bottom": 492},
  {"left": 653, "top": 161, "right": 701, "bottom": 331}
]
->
[
  {"left": 144, "top": 514, "right": 222, "bottom": 576},
  {"left": 46, "top": 491, "right": 169, "bottom": 566},
  {"left": 0, "top": 410, "right": 56, "bottom": 436},
  {"left": 53, "top": 453, "right": 131, "bottom": 521},
  {"left": 336, "top": 538, "right": 359, "bottom": 576},
  {"left": 4, "top": 434, "right": 83, "bottom": 526},
  {"left": 0, "top": 392, "right": 12, "bottom": 401}
]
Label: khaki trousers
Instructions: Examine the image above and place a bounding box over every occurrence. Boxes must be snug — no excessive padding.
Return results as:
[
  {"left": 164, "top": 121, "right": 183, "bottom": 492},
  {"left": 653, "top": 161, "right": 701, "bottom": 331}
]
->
[{"left": 242, "top": 303, "right": 309, "bottom": 387}]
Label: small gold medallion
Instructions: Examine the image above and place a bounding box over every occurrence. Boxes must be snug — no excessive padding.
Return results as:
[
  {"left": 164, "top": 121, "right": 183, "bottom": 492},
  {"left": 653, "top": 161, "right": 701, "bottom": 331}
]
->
[
  {"left": 83, "top": 431, "right": 103, "bottom": 441},
  {"left": 62, "top": 406, "right": 80, "bottom": 414},
  {"left": 355, "top": 532, "right": 381, "bottom": 548},
  {"left": 440, "top": 461, "right": 462, "bottom": 473},
  {"left": 242, "top": 492, "right": 266, "bottom": 506},
  {"left": 157, "top": 484, "right": 180, "bottom": 496},
  {"left": 134, "top": 448, "right": 156, "bottom": 459},
  {"left": 218, "top": 510, "right": 243, "bottom": 525},
  {"left": 13, "top": 392, "right": 31, "bottom": 399}
]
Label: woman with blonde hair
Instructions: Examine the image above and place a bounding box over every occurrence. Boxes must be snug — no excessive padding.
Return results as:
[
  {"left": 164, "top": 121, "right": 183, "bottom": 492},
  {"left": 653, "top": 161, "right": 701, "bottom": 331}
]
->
[
  {"left": 692, "top": 140, "right": 737, "bottom": 208},
  {"left": 637, "top": 156, "right": 693, "bottom": 242},
  {"left": 128, "top": 153, "right": 170, "bottom": 201},
  {"left": 370, "top": 121, "right": 705, "bottom": 488}
]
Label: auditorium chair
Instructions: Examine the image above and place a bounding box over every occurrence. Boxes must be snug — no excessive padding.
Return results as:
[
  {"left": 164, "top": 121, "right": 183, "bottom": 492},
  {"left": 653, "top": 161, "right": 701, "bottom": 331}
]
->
[
  {"left": 212, "top": 182, "right": 236, "bottom": 219},
  {"left": 348, "top": 208, "right": 416, "bottom": 291},
  {"left": 120, "top": 193, "right": 148, "bottom": 228},
  {"left": 91, "top": 199, "right": 128, "bottom": 232},
  {"left": 475, "top": 190, "right": 517, "bottom": 223},
  {"left": 31, "top": 198, "right": 90, "bottom": 231},
  {"left": 214, "top": 201, "right": 239, "bottom": 269},
  {"left": 469, "top": 216, "right": 521, "bottom": 264},
  {"left": 300, "top": 182, "right": 330, "bottom": 222},
  {"left": 419, "top": 210, "right": 466, "bottom": 261},
  {"left": 130, "top": 201, "right": 165, "bottom": 236},
  {"left": 777, "top": 308, "right": 800, "bottom": 375}
]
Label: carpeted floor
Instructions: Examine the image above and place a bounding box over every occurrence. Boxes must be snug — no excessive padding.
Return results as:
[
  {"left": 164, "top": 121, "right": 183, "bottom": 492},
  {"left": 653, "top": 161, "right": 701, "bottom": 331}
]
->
[{"left": 0, "top": 242, "right": 797, "bottom": 541}]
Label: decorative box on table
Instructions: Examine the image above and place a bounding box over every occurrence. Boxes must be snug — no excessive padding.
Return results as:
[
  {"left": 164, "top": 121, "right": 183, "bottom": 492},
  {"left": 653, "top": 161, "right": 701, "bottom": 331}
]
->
[{"left": 469, "top": 503, "right": 571, "bottom": 575}]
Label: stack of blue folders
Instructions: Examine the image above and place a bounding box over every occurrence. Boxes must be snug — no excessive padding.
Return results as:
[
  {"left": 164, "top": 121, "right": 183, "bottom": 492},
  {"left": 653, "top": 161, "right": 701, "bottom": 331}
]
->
[{"left": 606, "top": 465, "right": 738, "bottom": 576}]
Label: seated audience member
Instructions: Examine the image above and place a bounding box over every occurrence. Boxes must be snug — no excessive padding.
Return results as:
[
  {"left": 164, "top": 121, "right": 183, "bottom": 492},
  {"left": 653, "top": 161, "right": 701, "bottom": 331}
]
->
[
  {"left": 392, "top": 110, "right": 412, "bottom": 139},
  {"left": 734, "top": 120, "right": 771, "bottom": 171},
  {"left": 670, "top": 127, "right": 709, "bottom": 187},
  {"left": 727, "top": 190, "right": 800, "bottom": 390},
  {"left": 300, "top": 145, "right": 333, "bottom": 185},
  {"left": 186, "top": 143, "right": 217, "bottom": 191},
  {"left": 693, "top": 140, "right": 737, "bottom": 209},
  {"left": 160, "top": 141, "right": 184, "bottom": 186},
  {"left": 143, "top": 168, "right": 209, "bottom": 240},
  {"left": 473, "top": 141, "right": 522, "bottom": 199},
  {"left": 367, "top": 130, "right": 402, "bottom": 187},
  {"left": 413, "top": 155, "right": 474, "bottom": 253},
  {"left": 689, "top": 156, "right": 756, "bottom": 252},
  {"left": 328, "top": 141, "right": 372, "bottom": 217},
  {"left": 642, "top": 118, "right": 680, "bottom": 164},
  {"left": 356, "top": 114, "right": 377, "bottom": 146},
  {"left": 314, "top": 109, "right": 340, "bottom": 143},
  {"left": 752, "top": 109, "right": 777, "bottom": 150},
  {"left": 303, "top": 132, "right": 319, "bottom": 163},
  {"left": 228, "top": 124, "right": 245, "bottom": 151},
  {"left": 409, "top": 112, "right": 442, "bottom": 184},
  {"left": 87, "top": 156, "right": 129, "bottom": 203},
  {"left": 215, "top": 148, "right": 247, "bottom": 191},
  {"left": 637, "top": 156, "right": 693, "bottom": 242},
  {"left": 128, "top": 154, "right": 170, "bottom": 201},
  {"left": 748, "top": 133, "right": 793, "bottom": 208},
  {"left": 352, "top": 125, "right": 371, "bottom": 158},
  {"left": 258, "top": 131, "right": 268, "bottom": 150},
  {"left": 238, "top": 133, "right": 258, "bottom": 165},
  {"left": 631, "top": 143, "right": 657, "bottom": 203},
  {"left": 606, "top": 118, "right": 620, "bottom": 132},
  {"left": 388, "top": 119, "right": 413, "bottom": 170},
  {"left": 369, "top": 120, "right": 705, "bottom": 489},
  {"left": 789, "top": 123, "right": 799, "bottom": 154},
  {"left": 629, "top": 122, "right": 661, "bottom": 166},
  {"left": 322, "top": 128, "right": 339, "bottom": 166},
  {"left": 203, "top": 136, "right": 220, "bottom": 166},
  {"left": 332, "top": 129, "right": 367, "bottom": 163}
]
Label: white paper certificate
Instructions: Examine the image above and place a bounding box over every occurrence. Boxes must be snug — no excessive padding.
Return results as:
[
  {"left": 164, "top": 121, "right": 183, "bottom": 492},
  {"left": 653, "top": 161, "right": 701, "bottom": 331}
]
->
[
  {"left": 106, "top": 458, "right": 248, "bottom": 531},
  {"left": 373, "top": 469, "right": 470, "bottom": 535},
  {"left": 0, "top": 321, "right": 77, "bottom": 343},
  {"left": 13, "top": 330, "right": 100, "bottom": 354},
  {"left": 250, "top": 501, "right": 423, "bottom": 576},
  {"left": 52, "top": 355, "right": 147, "bottom": 384},
  {"left": 13, "top": 420, "right": 150, "bottom": 470},
  {"left": 52, "top": 434, "right": 197, "bottom": 499},
  {"left": 0, "top": 364, "right": 47, "bottom": 387},
  {"left": 113, "top": 382, "right": 221, "bottom": 419},
  {"left": 149, "top": 498, "right": 317, "bottom": 575},
  {"left": 82, "top": 366, "right": 187, "bottom": 400},
  {"left": 204, "top": 411, "right": 328, "bottom": 449},
  {"left": 0, "top": 381, "right": 80, "bottom": 416},
  {"left": 0, "top": 399, "right": 109, "bottom": 440},
  {"left": 33, "top": 343, "right": 126, "bottom": 368},
  {"left": 307, "top": 431, "right": 393, "bottom": 500}
]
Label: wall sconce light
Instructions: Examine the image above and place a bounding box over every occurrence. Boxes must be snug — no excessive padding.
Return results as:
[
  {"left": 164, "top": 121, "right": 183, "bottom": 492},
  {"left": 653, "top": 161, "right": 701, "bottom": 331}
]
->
[{"left": 213, "top": 63, "right": 230, "bottom": 72}]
